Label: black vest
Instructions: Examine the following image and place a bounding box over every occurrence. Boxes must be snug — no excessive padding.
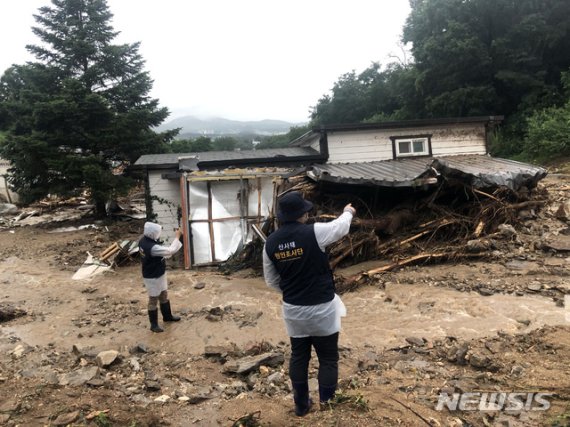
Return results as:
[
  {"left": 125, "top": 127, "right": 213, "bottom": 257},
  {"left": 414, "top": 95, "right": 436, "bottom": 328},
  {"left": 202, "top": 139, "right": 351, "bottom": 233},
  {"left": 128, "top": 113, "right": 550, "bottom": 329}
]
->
[
  {"left": 139, "top": 236, "right": 166, "bottom": 279},
  {"left": 265, "top": 222, "right": 335, "bottom": 306}
]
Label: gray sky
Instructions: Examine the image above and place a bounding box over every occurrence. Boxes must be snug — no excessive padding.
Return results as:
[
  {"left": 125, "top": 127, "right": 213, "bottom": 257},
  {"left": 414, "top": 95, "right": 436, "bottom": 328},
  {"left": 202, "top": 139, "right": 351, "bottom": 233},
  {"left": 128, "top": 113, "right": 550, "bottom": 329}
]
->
[{"left": 1, "top": 0, "right": 411, "bottom": 123}]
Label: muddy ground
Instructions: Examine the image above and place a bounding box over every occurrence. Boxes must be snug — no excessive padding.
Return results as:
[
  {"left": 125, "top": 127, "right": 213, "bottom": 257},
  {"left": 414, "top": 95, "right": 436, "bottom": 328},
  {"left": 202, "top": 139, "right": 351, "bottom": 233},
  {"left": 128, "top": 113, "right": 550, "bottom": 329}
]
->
[{"left": 2, "top": 175, "right": 570, "bottom": 426}]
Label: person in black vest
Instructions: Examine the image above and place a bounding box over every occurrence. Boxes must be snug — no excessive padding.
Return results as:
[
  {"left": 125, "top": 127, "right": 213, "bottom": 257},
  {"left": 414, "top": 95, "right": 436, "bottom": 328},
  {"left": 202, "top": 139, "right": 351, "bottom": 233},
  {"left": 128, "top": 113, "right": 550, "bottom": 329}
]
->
[
  {"left": 263, "top": 191, "right": 355, "bottom": 416},
  {"left": 139, "top": 222, "right": 183, "bottom": 333}
]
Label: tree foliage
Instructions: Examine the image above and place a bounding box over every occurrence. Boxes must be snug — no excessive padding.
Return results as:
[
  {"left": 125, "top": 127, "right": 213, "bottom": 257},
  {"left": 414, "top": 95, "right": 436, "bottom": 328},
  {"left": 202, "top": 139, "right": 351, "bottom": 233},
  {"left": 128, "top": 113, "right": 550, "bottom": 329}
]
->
[
  {"left": 523, "top": 69, "right": 570, "bottom": 159},
  {"left": 0, "top": 0, "right": 176, "bottom": 212},
  {"left": 310, "top": 0, "right": 570, "bottom": 159}
]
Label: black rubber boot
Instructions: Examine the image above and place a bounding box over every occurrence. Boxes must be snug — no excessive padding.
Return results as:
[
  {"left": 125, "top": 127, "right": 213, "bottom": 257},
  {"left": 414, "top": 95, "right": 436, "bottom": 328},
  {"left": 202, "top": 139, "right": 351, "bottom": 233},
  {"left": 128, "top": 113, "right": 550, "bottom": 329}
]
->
[
  {"left": 160, "top": 300, "right": 181, "bottom": 322},
  {"left": 292, "top": 381, "right": 312, "bottom": 416},
  {"left": 319, "top": 384, "right": 337, "bottom": 403},
  {"left": 148, "top": 309, "right": 163, "bottom": 333}
]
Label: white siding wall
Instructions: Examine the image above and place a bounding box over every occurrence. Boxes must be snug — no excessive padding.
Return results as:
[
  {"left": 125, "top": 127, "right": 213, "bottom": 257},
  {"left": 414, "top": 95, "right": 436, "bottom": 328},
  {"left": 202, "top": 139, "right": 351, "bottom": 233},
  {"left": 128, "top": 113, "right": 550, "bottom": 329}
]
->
[
  {"left": 0, "top": 158, "right": 18, "bottom": 203},
  {"left": 148, "top": 170, "right": 180, "bottom": 241},
  {"left": 324, "top": 124, "right": 487, "bottom": 164}
]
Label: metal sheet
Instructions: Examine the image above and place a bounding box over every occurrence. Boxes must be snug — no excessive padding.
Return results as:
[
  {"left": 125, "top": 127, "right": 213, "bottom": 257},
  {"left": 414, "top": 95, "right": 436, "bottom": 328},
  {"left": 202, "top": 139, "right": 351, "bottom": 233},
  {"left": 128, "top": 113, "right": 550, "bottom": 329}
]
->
[{"left": 308, "top": 155, "right": 546, "bottom": 191}]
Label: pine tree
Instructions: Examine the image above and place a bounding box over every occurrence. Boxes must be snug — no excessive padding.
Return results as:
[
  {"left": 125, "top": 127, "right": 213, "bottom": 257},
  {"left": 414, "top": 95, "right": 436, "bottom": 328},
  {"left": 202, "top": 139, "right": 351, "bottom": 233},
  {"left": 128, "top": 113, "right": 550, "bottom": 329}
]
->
[{"left": 0, "top": 0, "right": 177, "bottom": 214}]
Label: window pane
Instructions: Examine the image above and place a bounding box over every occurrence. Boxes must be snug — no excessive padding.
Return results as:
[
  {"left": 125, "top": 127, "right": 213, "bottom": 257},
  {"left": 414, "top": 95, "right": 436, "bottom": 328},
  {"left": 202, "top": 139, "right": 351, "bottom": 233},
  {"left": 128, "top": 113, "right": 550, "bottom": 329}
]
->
[
  {"left": 412, "top": 139, "right": 425, "bottom": 153},
  {"left": 398, "top": 141, "right": 411, "bottom": 153}
]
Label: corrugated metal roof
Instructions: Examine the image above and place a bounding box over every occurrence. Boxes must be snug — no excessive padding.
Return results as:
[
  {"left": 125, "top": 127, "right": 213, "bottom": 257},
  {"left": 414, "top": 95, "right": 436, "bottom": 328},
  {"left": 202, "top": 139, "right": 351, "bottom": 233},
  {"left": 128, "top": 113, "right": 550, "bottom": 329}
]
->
[
  {"left": 134, "top": 147, "right": 320, "bottom": 169},
  {"left": 432, "top": 155, "right": 547, "bottom": 190},
  {"left": 308, "top": 155, "right": 546, "bottom": 190},
  {"left": 308, "top": 157, "right": 437, "bottom": 187}
]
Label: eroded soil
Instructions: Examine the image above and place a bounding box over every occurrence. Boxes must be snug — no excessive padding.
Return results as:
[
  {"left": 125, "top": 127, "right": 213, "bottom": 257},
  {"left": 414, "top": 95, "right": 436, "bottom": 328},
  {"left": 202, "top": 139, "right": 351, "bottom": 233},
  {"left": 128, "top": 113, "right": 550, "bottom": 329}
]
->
[{"left": 1, "top": 176, "right": 570, "bottom": 426}]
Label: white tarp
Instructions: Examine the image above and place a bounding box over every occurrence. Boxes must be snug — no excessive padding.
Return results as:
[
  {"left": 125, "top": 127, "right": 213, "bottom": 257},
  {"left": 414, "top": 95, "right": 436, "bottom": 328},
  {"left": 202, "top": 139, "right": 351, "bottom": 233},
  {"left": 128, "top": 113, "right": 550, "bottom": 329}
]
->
[{"left": 188, "top": 177, "right": 275, "bottom": 265}]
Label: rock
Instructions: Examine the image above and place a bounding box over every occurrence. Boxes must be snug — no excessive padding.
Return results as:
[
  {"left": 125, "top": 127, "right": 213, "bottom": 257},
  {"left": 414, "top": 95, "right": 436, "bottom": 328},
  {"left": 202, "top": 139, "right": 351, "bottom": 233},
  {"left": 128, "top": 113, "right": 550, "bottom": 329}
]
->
[
  {"left": 204, "top": 345, "right": 231, "bottom": 357},
  {"left": 130, "top": 394, "right": 152, "bottom": 407},
  {"left": 267, "top": 372, "right": 284, "bottom": 384},
  {"left": 468, "top": 353, "right": 490, "bottom": 369},
  {"left": 358, "top": 351, "right": 379, "bottom": 371},
  {"left": 478, "top": 287, "right": 494, "bottom": 296},
  {"left": 0, "top": 204, "right": 18, "bottom": 215},
  {"left": 58, "top": 366, "right": 99, "bottom": 386},
  {"left": 11, "top": 343, "right": 33, "bottom": 358},
  {"left": 187, "top": 386, "right": 214, "bottom": 404},
  {"left": 466, "top": 239, "right": 493, "bottom": 252},
  {"left": 154, "top": 395, "right": 170, "bottom": 403},
  {"left": 223, "top": 352, "right": 284, "bottom": 375},
  {"left": 498, "top": 224, "right": 517, "bottom": 237},
  {"left": 0, "top": 399, "right": 20, "bottom": 413},
  {"left": 453, "top": 379, "right": 479, "bottom": 393},
  {"left": 131, "top": 343, "right": 149, "bottom": 354},
  {"left": 96, "top": 350, "right": 119, "bottom": 368},
  {"left": 129, "top": 357, "right": 141, "bottom": 372},
  {"left": 0, "top": 414, "right": 9, "bottom": 424},
  {"left": 72, "top": 343, "right": 97, "bottom": 358},
  {"left": 543, "top": 235, "right": 570, "bottom": 251},
  {"left": 0, "top": 304, "right": 26, "bottom": 323},
  {"left": 516, "top": 319, "right": 531, "bottom": 326},
  {"left": 405, "top": 337, "right": 425, "bottom": 347},
  {"left": 194, "top": 282, "right": 206, "bottom": 289},
  {"left": 527, "top": 283, "right": 542, "bottom": 292},
  {"left": 555, "top": 201, "right": 570, "bottom": 220},
  {"left": 86, "top": 378, "right": 105, "bottom": 387},
  {"left": 144, "top": 380, "right": 161, "bottom": 391},
  {"left": 52, "top": 410, "right": 80, "bottom": 426}
]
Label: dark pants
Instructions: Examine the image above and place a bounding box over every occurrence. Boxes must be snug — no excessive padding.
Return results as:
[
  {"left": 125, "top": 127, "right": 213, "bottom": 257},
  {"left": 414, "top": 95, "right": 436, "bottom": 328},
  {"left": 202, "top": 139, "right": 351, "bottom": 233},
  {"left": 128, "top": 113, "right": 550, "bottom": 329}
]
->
[{"left": 289, "top": 332, "right": 339, "bottom": 389}]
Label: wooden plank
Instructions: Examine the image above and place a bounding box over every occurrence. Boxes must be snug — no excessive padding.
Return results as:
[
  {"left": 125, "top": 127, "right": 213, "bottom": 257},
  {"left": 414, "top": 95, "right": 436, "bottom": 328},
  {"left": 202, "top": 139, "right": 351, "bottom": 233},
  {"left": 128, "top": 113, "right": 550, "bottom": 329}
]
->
[{"left": 207, "top": 181, "right": 216, "bottom": 262}]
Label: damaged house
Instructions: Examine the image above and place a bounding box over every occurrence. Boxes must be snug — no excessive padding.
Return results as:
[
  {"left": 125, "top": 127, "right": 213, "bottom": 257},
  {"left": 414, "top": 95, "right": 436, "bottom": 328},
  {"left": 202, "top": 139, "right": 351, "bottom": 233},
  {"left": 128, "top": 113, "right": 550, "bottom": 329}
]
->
[{"left": 134, "top": 116, "right": 546, "bottom": 269}]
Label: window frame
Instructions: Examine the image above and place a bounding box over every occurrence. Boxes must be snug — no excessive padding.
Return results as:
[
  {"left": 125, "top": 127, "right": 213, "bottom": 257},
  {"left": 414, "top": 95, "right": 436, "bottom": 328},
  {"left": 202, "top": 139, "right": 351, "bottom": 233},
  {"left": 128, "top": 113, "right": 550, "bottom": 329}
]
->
[{"left": 390, "top": 134, "right": 432, "bottom": 159}]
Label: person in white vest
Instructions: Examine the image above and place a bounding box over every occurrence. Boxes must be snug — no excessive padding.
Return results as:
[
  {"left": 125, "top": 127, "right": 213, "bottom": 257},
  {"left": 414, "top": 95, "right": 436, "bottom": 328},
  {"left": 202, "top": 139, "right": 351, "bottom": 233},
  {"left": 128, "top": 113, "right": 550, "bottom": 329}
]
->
[{"left": 139, "top": 222, "right": 183, "bottom": 332}]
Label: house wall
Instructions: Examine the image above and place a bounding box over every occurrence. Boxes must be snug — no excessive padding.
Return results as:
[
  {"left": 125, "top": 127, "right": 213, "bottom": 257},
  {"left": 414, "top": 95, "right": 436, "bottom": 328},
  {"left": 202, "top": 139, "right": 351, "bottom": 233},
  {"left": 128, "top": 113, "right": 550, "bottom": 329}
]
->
[
  {"left": 310, "top": 123, "right": 487, "bottom": 164},
  {"left": 0, "top": 157, "right": 18, "bottom": 203},
  {"left": 148, "top": 170, "right": 180, "bottom": 241}
]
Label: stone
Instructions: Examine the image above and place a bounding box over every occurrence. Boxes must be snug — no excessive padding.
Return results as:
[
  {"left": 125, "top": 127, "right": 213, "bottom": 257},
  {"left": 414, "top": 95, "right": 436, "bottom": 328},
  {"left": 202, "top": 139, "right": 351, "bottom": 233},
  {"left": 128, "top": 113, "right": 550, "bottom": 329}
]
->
[
  {"left": 478, "top": 287, "right": 494, "bottom": 296},
  {"left": 194, "top": 282, "right": 206, "bottom": 289},
  {"left": 223, "top": 352, "right": 284, "bottom": 375},
  {"left": 52, "top": 410, "right": 80, "bottom": 426},
  {"left": 154, "top": 395, "right": 170, "bottom": 403},
  {"left": 469, "top": 353, "right": 490, "bottom": 369},
  {"left": 0, "top": 399, "right": 20, "bottom": 413},
  {"left": 58, "top": 366, "right": 99, "bottom": 386},
  {"left": 267, "top": 372, "right": 283, "bottom": 384},
  {"left": 527, "top": 283, "right": 542, "bottom": 292},
  {"left": 96, "top": 350, "right": 119, "bottom": 368},
  {"left": 405, "top": 337, "right": 425, "bottom": 347},
  {"left": 555, "top": 201, "right": 570, "bottom": 220},
  {"left": 131, "top": 343, "right": 149, "bottom": 354},
  {"left": 144, "top": 380, "right": 161, "bottom": 391}
]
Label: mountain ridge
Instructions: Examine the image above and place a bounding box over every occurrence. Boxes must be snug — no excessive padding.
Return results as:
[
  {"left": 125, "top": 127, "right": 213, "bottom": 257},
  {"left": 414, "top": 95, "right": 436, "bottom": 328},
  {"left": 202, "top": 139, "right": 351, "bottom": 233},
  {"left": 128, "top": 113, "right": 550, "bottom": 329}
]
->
[{"left": 157, "top": 115, "right": 305, "bottom": 137}]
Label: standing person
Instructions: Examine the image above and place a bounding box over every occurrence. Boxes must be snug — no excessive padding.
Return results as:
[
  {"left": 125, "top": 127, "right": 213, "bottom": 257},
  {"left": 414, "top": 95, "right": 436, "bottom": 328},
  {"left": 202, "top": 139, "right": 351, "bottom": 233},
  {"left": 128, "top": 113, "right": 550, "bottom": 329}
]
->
[
  {"left": 263, "top": 191, "right": 356, "bottom": 416},
  {"left": 139, "top": 222, "right": 183, "bottom": 333}
]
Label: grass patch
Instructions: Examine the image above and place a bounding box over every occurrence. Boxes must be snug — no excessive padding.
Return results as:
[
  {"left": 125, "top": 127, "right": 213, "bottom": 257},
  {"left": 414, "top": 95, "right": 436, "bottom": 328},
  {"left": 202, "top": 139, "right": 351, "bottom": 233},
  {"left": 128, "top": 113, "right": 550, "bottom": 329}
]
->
[{"left": 322, "top": 389, "right": 370, "bottom": 412}]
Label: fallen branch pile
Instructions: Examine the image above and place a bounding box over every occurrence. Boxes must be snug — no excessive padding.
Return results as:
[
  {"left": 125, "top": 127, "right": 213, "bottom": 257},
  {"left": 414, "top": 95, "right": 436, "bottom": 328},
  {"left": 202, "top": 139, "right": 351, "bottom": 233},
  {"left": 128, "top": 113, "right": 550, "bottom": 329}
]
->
[{"left": 220, "top": 173, "right": 548, "bottom": 292}]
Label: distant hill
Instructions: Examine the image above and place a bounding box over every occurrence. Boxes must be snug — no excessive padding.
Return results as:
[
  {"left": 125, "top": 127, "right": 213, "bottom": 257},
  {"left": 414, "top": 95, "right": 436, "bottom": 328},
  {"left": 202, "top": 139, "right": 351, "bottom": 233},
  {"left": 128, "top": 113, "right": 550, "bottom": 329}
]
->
[{"left": 157, "top": 116, "right": 303, "bottom": 138}]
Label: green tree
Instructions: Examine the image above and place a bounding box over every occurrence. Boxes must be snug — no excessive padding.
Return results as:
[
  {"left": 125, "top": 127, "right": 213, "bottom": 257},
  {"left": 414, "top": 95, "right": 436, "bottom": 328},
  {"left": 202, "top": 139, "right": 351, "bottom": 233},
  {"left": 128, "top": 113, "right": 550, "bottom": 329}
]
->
[
  {"left": 212, "top": 136, "right": 238, "bottom": 151},
  {"left": 0, "top": 0, "right": 176, "bottom": 213},
  {"left": 257, "top": 124, "right": 311, "bottom": 149},
  {"left": 168, "top": 136, "right": 213, "bottom": 153},
  {"left": 523, "top": 69, "right": 570, "bottom": 159},
  {"left": 403, "top": 0, "right": 570, "bottom": 133}
]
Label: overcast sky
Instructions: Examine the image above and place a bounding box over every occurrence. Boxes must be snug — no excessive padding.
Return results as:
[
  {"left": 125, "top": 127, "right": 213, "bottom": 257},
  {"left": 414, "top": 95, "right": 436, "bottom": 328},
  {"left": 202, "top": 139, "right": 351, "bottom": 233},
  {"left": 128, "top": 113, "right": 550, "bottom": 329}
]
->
[{"left": 1, "top": 0, "right": 411, "bottom": 123}]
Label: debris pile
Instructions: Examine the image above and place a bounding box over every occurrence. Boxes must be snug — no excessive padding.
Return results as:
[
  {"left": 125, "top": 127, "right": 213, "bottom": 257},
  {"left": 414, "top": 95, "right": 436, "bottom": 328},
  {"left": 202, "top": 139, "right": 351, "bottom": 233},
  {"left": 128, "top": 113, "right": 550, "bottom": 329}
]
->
[{"left": 222, "top": 169, "right": 554, "bottom": 290}]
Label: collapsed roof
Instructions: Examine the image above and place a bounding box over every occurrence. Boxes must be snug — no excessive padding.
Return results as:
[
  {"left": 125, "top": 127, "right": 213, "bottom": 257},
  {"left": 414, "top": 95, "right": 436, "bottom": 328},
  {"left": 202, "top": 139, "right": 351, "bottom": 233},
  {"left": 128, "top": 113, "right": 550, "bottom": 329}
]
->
[{"left": 307, "top": 155, "right": 547, "bottom": 191}]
